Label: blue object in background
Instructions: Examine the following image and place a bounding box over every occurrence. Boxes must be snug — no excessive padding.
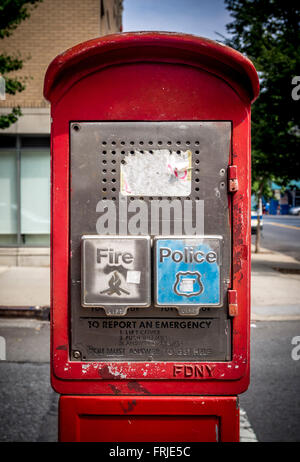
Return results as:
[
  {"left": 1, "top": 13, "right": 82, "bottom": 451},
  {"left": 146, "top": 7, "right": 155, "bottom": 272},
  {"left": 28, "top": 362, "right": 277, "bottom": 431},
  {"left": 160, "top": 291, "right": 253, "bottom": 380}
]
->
[
  {"left": 269, "top": 199, "right": 279, "bottom": 215},
  {"left": 280, "top": 204, "right": 290, "bottom": 215}
]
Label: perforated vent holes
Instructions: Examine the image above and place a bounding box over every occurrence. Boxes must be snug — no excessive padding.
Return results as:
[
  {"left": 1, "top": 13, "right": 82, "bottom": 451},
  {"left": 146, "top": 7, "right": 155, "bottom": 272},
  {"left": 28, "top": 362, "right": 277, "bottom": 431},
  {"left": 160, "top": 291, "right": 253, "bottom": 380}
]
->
[{"left": 99, "top": 139, "right": 201, "bottom": 201}]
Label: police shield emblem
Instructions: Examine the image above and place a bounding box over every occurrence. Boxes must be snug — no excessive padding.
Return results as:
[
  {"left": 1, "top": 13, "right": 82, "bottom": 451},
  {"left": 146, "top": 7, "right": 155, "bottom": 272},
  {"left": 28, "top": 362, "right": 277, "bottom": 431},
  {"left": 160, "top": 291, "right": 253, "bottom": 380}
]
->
[{"left": 174, "top": 271, "right": 204, "bottom": 298}]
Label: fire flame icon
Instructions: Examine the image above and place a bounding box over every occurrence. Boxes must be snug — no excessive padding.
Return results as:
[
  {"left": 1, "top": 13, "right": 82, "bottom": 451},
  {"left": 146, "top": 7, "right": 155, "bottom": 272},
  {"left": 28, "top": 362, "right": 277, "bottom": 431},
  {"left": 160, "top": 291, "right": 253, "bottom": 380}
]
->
[{"left": 100, "top": 271, "right": 130, "bottom": 296}]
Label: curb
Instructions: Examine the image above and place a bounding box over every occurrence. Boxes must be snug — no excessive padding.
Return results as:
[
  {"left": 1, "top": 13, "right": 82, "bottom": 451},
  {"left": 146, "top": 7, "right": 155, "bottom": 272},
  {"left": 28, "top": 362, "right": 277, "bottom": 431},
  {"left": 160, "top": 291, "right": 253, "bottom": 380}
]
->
[
  {"left": 251, "top": 305, "right": 300, "bottom": 322},
  {"left": 251, "top": 314, "right": 300, "bottom": 321},
  {"left": 0, "top": 305, "right": 50, "bottom": 321},
  {"left": 240, "top": 408, "right": 258, "bottom": 442}
]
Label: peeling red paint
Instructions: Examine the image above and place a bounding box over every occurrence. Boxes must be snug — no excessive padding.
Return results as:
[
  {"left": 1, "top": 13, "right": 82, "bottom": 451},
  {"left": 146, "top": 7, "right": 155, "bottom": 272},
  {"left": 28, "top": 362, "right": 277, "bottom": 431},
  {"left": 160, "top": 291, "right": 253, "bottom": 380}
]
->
[
  {"left": 98, "top": 365, "right": 116, "bottom": 379},
  {"left": 109, "top": 384, "right": 121, "bottom": 395},
  {"left": 127, "top": 381, "right": 151, "bottom": 395},
  {"left": 120, "top": 399, "right": 137, "bottom": 414}
]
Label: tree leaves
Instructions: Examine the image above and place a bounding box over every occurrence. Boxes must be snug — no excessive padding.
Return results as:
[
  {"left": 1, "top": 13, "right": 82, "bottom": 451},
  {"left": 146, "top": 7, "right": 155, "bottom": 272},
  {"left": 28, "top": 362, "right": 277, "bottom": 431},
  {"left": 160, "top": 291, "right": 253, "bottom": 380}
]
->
[
  {"left": 0, "top": 0, "right": 42, "bottom": 39},
  {"left": 224, "top": 0, "right": 300, "bottom": 185},
  {"left": 0, "top": 0, "right": 42, "bottom": 129}
]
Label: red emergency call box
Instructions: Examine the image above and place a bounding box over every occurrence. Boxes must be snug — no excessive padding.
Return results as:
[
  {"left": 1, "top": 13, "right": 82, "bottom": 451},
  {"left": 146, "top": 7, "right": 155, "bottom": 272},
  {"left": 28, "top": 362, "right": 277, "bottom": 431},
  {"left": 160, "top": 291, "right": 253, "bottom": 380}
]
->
[{"left": 44, "top": 32, "right": 259, "bottom": 442}]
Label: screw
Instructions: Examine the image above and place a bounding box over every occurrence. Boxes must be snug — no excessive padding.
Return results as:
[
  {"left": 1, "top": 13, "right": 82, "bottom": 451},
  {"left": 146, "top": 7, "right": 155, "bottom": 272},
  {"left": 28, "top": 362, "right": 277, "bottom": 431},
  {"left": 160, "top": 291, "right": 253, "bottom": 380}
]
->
[
  {"left": 73, "top": 350, "right": 81, "bottom": 359},
  {"left": 72, "top": 123, "right": 81, "bottom": 132},
  {"left": 220, "top": 168, "right": 225, "bottom": 176}
]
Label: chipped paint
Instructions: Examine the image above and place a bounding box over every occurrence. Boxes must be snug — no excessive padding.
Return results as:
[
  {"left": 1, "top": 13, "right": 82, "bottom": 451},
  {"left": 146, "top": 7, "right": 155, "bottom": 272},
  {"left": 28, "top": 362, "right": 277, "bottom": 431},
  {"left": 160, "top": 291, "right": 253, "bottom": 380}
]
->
[
  {"left": 109, "top": 384, "right": 121, "bottom": 395},
  {"left": 98, "top": 364, "right": 127, "bottom": 379},
  {"left": 120, "top": 400, "right": 137, "bottom": 414},
  {"left": 127, "top": 381, "right": 151, "bottom": 395},
  {"left": 81, "top": 364, "right": 90, "bottom": 374},
  {"left": 108, "top": 365, "right": 127, "bottom": 379}
]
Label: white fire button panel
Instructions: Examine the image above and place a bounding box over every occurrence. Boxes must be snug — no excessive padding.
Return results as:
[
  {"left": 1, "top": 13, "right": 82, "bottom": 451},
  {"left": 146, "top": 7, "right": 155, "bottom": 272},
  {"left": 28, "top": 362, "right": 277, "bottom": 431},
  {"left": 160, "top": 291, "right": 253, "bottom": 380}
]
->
[{"left": 81, "top": 235, "right": 151, "bottom": 316}]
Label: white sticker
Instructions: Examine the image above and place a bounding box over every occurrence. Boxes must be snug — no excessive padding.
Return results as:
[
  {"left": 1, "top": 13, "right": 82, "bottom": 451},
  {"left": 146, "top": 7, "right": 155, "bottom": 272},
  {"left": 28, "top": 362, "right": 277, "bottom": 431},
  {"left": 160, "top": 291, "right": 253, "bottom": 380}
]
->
[
  {"left": 179, "top": 278, "right": 195, "bottom": 293},
  {"left": 120, "top": 149, "right": 192, "bottom": 196},
  {"left": 126, "top": 270, "right": 141, "bottom": 284}
]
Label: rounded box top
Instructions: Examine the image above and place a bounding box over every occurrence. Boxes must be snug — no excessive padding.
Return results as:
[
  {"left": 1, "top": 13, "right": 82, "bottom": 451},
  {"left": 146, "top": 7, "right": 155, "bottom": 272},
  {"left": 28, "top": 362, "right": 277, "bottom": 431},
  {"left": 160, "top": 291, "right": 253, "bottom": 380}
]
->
[{"left": 44, "top": 31, "right": 259, "bottom": 104}]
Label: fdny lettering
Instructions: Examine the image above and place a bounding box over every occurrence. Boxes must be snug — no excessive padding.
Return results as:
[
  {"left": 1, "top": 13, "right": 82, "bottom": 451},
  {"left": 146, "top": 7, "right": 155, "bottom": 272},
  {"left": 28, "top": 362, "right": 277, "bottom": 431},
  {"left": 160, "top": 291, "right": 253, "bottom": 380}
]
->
[
  {"left": 173, "top": 364, "right": 215, "bottom": 378},
  {"left": 97, "top": 248, "right": 134, "bottom": 265},
  {"left": 160, "top": 246, "right": 217, "bottom": 264}
]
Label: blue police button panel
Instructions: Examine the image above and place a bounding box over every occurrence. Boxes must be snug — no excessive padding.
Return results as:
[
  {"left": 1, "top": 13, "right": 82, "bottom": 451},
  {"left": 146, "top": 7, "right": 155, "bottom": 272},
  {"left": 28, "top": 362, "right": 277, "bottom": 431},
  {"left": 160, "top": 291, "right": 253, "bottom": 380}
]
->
[{"left": 154, "top": 236, "right": 223, "bottom": 308}]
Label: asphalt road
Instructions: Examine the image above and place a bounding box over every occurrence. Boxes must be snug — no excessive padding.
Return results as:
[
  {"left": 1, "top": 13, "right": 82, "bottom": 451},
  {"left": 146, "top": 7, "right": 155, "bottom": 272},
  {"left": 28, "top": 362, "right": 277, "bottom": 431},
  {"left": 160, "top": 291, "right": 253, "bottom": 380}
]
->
[
  {"left": 240, "top": 321, "right": 300, "bottom": 442},
  {"left": 0, "top": 320, "right": 57, "bottom": 442},
  {"left": 252, "top": 215, "right": 300, "bottom": 261}
]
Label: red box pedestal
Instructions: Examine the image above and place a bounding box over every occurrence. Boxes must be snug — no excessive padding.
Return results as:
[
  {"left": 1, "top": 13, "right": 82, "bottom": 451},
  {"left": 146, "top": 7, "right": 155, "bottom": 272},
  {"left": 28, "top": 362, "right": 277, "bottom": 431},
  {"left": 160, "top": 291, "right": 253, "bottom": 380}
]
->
[{"left": 59, "top": 396, "right": 239, "bottom": 442}]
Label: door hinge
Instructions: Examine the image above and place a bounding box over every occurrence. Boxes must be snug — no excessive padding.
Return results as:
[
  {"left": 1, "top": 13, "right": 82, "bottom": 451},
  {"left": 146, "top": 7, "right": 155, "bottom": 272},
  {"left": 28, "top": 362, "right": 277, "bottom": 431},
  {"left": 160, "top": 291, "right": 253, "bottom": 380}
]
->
[
  {"left": 228, "top": 289, "right": 238, "bottom": 316},
  {"left": 228, "top": 165, "right": 238, "bottom": 192}
]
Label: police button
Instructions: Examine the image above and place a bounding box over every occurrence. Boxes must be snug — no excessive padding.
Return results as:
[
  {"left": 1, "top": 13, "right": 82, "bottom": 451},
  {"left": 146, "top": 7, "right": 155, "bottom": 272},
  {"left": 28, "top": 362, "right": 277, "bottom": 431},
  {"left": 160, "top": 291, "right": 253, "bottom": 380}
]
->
[
  {"left": 81, "top": 235, "right": 151, "bottom": 316},
  {"left": 154, "top": 236, "right": 223, "bottom": 316}
]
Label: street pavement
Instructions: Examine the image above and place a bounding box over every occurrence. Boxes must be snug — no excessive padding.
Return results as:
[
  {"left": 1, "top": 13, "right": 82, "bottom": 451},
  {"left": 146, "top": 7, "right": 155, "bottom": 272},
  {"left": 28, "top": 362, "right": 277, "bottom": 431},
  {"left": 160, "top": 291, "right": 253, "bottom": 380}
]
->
[
  {"left": 0, "top": 238, "right": 299, "bottom": 442},
  {"left": 240, "top": 320, "right": 300, "bottom": 442},
  {"left": 0, "top": 265, "right": 50, "bottom": 308},
  {"left": 251, "top": 245, "right": 300, "bottom": 321},
  {"left": 257, "top": 215, "right": 300, "bottom": 261}
]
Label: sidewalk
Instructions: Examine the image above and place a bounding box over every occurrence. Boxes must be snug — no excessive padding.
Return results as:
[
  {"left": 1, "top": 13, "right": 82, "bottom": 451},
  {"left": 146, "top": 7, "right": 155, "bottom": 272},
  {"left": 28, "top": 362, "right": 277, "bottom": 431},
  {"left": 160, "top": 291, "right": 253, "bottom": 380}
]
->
[
  {"left": 0, "top": 246, "right": 299, "bottom": 320},
  {"left": 0, "top": 265, "right": 50, "bottom": 319},
  {"left": 251, "top": 245, "right": 300, "bottom": 320}
]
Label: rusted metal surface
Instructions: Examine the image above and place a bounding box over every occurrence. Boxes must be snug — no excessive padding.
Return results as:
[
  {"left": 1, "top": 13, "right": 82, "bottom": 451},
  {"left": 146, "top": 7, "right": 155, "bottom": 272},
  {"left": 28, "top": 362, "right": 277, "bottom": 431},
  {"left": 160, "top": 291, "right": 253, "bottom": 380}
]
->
[
  {"left": 228, "top": 165, "right": 239, "bottom": 192},
  {"left": 228, "top": 289, "right": 238, "bottom": 317}
]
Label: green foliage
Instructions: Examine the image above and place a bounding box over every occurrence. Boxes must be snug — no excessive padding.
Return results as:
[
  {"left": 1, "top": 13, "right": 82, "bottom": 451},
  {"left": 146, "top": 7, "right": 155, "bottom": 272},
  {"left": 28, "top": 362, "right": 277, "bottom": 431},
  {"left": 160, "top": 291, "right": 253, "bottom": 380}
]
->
[
  {"left": 252, "top": 177, "right": 274, "bottom": 200},
  {"left": 0, "top": 106, "right": 22, "bottom": 129},
  {"left": 223, "top": 0, "right": 300, "bottom": 186},
  {"left": 0, "top": 0, "right": 42, "bottom": 39},
  {"left": 0, "top": 0, "right": 42, "bottom": 129}
]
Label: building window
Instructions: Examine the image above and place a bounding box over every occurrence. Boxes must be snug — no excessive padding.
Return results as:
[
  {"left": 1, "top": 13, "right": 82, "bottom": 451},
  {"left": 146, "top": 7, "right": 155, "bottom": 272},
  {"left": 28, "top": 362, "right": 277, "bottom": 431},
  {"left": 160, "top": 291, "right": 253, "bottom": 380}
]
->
[
  {"left": 0, "top": 135, "right": 50, "bottom": 247},
  {"left": 100, "top": 0, "right": 105, "bottom": 18}
]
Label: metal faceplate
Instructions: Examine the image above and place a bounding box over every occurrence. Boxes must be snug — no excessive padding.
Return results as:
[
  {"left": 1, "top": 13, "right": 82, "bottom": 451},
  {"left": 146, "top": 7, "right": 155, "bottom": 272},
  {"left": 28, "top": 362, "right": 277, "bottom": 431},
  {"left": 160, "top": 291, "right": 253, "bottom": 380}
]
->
[{"left": 70, "top": 121, "right": 231, "bottom": 362}]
